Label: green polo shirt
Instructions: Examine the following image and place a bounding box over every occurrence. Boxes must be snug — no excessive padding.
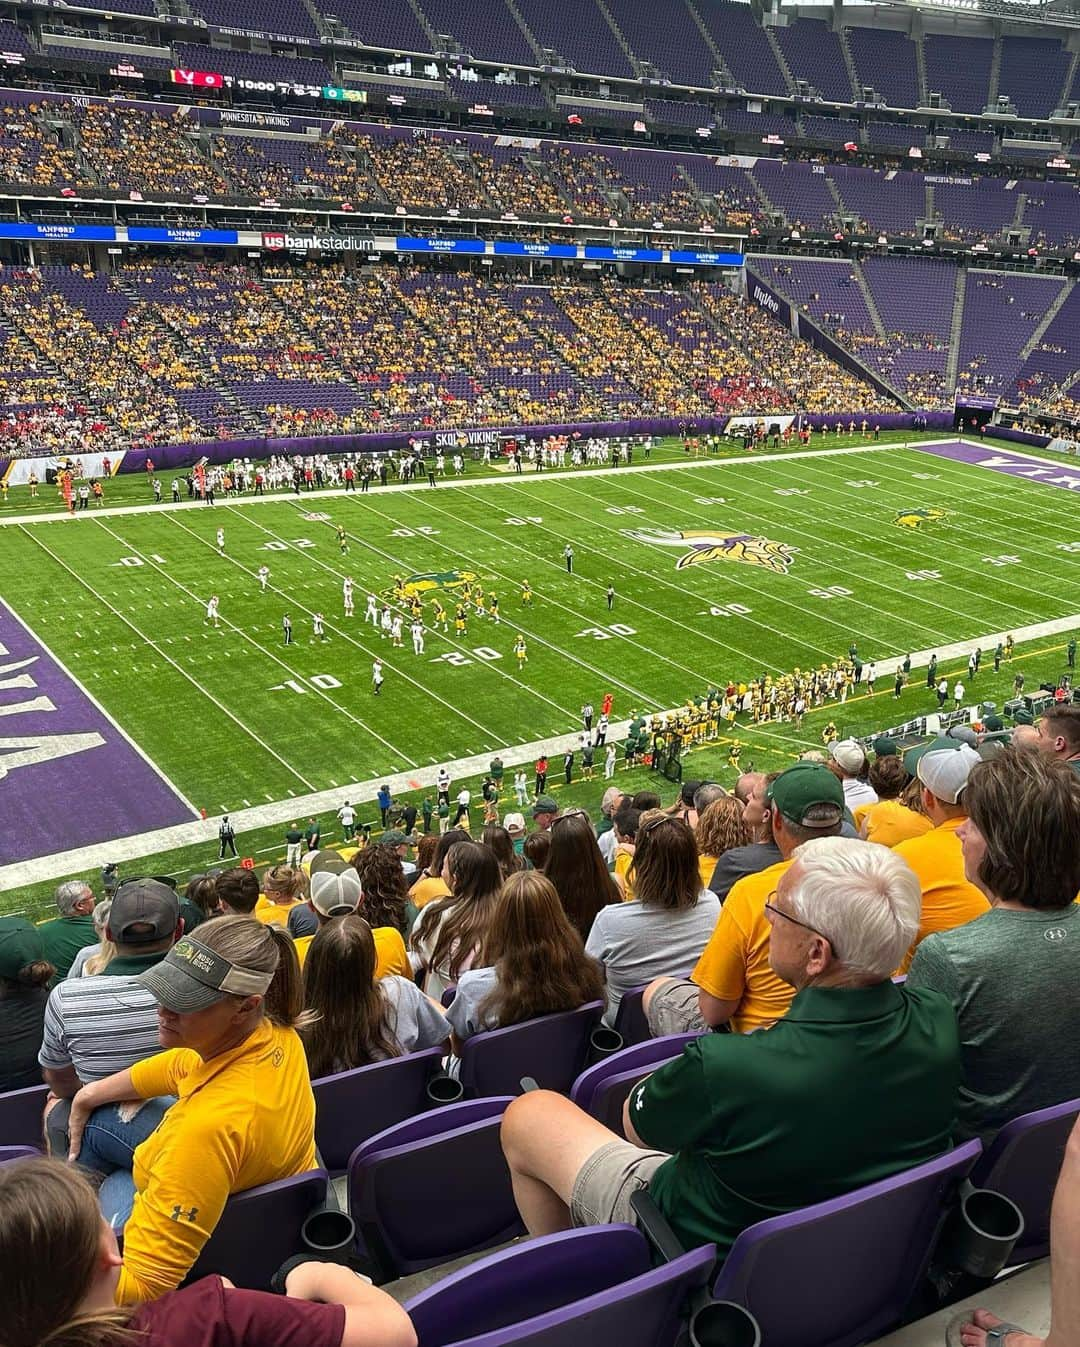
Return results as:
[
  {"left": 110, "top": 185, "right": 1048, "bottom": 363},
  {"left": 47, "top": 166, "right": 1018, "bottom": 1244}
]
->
[
  {"left": 630, "top": 982, "right": 960, "bottom": 1261},
  {"left": 102, "top": 951, "right": 169, "bottom": 976},
  {"left": 37, "top": 915, "right": 97, "bottom": 983}
]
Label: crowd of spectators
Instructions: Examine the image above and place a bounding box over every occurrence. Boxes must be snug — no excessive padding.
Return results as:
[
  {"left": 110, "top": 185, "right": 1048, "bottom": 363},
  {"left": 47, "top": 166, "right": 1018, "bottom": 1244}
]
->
[{"left": 1, "top": 709, "right": 1078, "bottom": 1342}]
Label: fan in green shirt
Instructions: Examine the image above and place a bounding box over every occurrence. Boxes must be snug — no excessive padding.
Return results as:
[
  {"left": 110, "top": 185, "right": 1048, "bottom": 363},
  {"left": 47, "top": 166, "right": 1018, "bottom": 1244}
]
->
[
  {"left": 500, "top": 835, "right": 960, "bottom": 1264},
  {"left": 37, "top": 881, "right": 98, "bottom": 983}
]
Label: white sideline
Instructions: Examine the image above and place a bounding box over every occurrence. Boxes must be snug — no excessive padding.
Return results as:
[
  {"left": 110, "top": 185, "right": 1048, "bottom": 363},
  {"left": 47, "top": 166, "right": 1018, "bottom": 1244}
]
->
[{"left": 2, "top": 607, "right": 1077, "bottom": 893}]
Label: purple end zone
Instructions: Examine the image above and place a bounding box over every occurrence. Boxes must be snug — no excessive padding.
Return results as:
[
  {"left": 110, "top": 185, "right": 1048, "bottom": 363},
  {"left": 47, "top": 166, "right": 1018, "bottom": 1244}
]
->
[
  {"left": 0, "top": 599, "right": 197, "bottom": 867},
  {"left": 916, "top": 440, "right": 1080, "bottom": 492}
]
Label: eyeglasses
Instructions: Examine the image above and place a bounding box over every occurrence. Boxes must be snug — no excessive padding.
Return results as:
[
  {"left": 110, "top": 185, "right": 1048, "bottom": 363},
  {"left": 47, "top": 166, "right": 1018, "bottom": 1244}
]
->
[
  {"left": 764, "top": 892, "right": 839, "bottom": 957},
  {"left": 639, "top": 814, "right": 677, "bottom": 836}
]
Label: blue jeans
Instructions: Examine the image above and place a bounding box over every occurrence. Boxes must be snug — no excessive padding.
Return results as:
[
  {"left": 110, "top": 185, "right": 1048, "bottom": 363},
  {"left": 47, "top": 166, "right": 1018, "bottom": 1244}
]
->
[{"left": 75, "top": 1097, "right": 174, "bottom": 1231}]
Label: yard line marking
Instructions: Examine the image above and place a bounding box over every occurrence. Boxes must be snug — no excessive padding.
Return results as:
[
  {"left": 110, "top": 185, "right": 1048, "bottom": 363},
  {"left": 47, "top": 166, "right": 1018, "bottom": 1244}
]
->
[
  {"left": 269, "top": 499, "right": 655, "bottom": 716},
  {"left": 98, "top": 518, "right": 417, "bottom": 770},
  {"left": 16, "top": 526, "right": 317, "bottom": 794},
  {"left": 222, "top": 503, "right": 593, "bottom": 733},
  {"left": 0, "top": 441, "right": 917, "bottom": 529},
  {"left": 0, "top": 591, "right": 200, "bottom": 820}
]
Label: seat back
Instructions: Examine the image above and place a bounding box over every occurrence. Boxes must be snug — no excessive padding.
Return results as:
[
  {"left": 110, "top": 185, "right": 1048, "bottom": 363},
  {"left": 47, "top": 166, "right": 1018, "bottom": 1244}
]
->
[
  {"left": 313, "top": 1048, "right": 445, "bottom": 1174},
  {"left": 185, "top": 1169, "right": 328, "bottom": 1291},
  {"left": 411, "top": 1242, "right": 716, "bottom": 1347},
  {"left": 611, "top": 986, "right": 651, "bottom": 1047},
  {"left": 348, "top": 1097, "right": 522, "bottom": 1280},
  {"left": 570, "top": 1034, "right": 701, "bottom": 1136},
  {"left": 0, "top": 1084, "right": 47, "bottom": 1150},
  {"left": 0, "top": 1146, "right": 40, "bottom": 1164},
  {"left": 711, "top": 1139, "right": 983, "bottom": 1347},
  {"left": 406, "top": 1226, "right": 653, "bottom": 1346},
  {"left": 972, "top": 1096, "right": 1080, "bottom": 1264},
  {"left": 458, "top": 1002, "right": 604, "bottom": 1098}
]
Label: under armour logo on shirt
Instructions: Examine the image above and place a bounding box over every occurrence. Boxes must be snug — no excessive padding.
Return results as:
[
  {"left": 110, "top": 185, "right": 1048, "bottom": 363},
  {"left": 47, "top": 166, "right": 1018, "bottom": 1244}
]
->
[
  {"left": 1044, "top": 928, "right": 1068, "bottom": 943},
  {"left": 171, "top": 1205, "right": 199, "bottom": 1223}
]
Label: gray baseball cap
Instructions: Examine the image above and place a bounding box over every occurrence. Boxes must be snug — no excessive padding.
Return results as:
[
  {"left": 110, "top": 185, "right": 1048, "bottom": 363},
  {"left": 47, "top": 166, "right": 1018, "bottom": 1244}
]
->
[
  {"left": 137, "top": 933, "right": 274, "bottom": 1012},
  {"left": 109, "top": 878, "right": 179, "bottom": 945}
]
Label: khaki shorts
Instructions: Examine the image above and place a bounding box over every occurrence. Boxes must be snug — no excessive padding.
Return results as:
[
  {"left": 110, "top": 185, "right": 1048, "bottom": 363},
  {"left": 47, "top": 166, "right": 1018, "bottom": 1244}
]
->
[
  {"left": 570, "top": 1140, "right": 669, "bottom": 1227},
  {"left": 646, "top": 978, "right": 707, "bottom": 1038}
]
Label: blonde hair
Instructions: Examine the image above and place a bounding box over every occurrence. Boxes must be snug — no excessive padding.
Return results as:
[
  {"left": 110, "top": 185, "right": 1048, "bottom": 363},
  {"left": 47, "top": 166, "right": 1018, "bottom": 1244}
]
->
[
  {"left": 262, "top": 865, "right": 308, "bottom": 903},
  {"left": 195, "top": 915, "right": 314, "bottom": 1029},
  {"left": 84, "top": 901, "right": 116, "bottom": 976}
]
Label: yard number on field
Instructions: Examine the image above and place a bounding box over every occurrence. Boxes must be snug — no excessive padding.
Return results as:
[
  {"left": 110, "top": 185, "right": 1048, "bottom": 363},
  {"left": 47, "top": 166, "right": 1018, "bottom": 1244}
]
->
[
  {"left": 271, "top": 674, "right": 343, "bottom": 693},
  {"left": 575, "top": 624, "right": 638, "bottom": 640}
]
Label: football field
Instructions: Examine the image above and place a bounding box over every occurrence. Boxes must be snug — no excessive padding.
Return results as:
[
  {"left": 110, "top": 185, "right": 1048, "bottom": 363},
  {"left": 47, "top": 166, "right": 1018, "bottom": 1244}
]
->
[{"left": 2, "top": 436, "right": 1079, "bottom": 885}]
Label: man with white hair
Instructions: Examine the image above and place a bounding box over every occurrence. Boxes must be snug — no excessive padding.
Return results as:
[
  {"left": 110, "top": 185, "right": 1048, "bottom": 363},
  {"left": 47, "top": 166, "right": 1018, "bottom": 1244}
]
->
[
  {"left": 596, "top": 786, "right": 624, "bottom": 866},
  {"left": 892, "top": 739, "right": 989, "bottom": 971},
  {"left": 500, "top": 836, "right": 960, "bottom": 1265},
  {"left": 828, "top": 739, "right": 877, "bottom": 810},
  {"left": 37, "top": 882, "right": 97, "bottom": 981}
]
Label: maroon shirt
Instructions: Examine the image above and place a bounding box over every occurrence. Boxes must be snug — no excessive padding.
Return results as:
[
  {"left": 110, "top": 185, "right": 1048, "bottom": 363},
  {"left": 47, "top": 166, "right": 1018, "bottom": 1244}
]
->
[{"left": 130, "top": 1276, "right": 345, "bottom": 1347}]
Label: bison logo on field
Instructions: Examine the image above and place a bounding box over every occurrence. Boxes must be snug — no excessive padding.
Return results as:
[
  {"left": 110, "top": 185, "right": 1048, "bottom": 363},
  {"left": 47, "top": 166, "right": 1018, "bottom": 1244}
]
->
[
  {"left": 400, "top": 570, "right": 477, "bottom": 599},
  {"left": 622, "top": 529, "right": 797, "bottom": 575},
  {"left": 893, "top": 507, "right": 949, "bottom": 529}
]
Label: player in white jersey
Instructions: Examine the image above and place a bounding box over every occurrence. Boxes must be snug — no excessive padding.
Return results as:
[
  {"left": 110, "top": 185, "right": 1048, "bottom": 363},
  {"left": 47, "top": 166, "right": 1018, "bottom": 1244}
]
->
[
  {"left": 411, "top": 619, "right": 425, "bottom": 655},
  {"left": 391, "top": 615, "right": 403, "bottom": 647},
  {"left": 216, "top": 528, "right": 225, "bottom": 554},
  {"left": 205, "top": 595, "right": 220, "bottom": 627},
  {"left": 365, "top": 593, "right": 378, "bottom": 626},
  {"left": 257, "top": 565, "right": 270, "bottom": 592},
  {"left": 313, "top": 612, "right": 327, "bottom": 642},
  {"left": 372, "top": 659, "right": 384, "bottom": 695},
  {"left": 380, "top": 606, "right": 393, "bottom": 639},
  {"left": 343, "top": 577, "right": 354, "bottom": 616}
]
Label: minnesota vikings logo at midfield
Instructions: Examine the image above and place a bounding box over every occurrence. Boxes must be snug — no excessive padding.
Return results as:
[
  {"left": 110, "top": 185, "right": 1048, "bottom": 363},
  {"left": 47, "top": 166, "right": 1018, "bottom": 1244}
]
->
[
  {"left": 893, "top": 507, "right": 949, "bottom": 530},
  {"left": 622, "top": 528, "right": 797, "bottom": 574}
]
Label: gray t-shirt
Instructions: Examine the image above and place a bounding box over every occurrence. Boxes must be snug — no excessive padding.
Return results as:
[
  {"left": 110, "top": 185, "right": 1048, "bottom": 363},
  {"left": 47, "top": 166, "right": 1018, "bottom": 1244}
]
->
[
  {"left": 708, "top": 841, "right": 783, "bottom": 902},
  {"left": 39, "top": 974, "right": 161, "bottom": 1082},
  {"left": 331, "top": 976, "right": 450, "bottom": 1072},
  {"left": 907, "top": 904, "right": 1080, "bottom": 1142},
  {"left": 445, "top": 967, "right": 500, "bottom": 1041},
  {"left": 586, "top": 891, "right": 721, "bottom": 1024}
]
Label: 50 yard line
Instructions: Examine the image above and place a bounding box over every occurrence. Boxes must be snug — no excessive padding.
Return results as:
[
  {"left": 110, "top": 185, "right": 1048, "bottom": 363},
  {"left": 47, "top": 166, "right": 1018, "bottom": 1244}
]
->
[{"left": 17, "top": 525, "right": 319, "bottom": 793}]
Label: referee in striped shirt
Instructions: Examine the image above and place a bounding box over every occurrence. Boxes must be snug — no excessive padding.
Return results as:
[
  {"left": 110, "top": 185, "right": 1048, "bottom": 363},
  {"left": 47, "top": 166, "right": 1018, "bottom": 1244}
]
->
[{"left": 39, "top": 878, "right": 183, "bottom": 1156}]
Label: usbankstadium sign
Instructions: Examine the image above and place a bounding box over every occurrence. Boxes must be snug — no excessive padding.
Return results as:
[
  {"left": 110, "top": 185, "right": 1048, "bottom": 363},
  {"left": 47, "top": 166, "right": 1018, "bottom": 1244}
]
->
[{"left": 262, "top": 231, "right": 375, "bottom": 253}]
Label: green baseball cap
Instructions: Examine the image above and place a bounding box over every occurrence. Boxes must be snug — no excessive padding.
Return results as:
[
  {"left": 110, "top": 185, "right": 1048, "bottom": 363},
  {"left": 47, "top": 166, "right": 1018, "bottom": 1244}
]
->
[
  {"left": 381, "top": 830, "right": 410, "bottom": 847},
  {"left": 1012, "top": 709, "right": 1035, "bottom": 726},
  {"left": 872, "top": 736, "right": 899, "bottom": 758},
  {"left": 0, "top": 917, "right": 46, "bottom": 981},
  {"left": 902, "top": 736, "right": 956, "bottom": 778},
  {"left": 983, "top": 714, "right": 1004, "bottom": 732},
  {"left": 532, "top": 795, "right": 559, "bottom": 816},
  {"left": 767, "top": 762, "right": 844, "bottom": 828}
]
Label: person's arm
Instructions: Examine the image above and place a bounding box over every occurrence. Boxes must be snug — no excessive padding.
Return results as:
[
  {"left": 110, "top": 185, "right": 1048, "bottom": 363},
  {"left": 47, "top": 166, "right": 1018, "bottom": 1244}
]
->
[
  {"left": 698, "top": 990, "right": 741, "bottom": 1029},
  {"left": 43, "top": 1064, "right": 81, "bottom": 1098},
  {"left": 66, "top": 1067, "right": 141, "bottom": 1161},
  {"left": 690, "top": 901, "right": 747, "bottom": 1029},
  {"left": 621, "top": 1043, "right": 715, "bottom": 1154},
  {"left": 284, "top": 1263, "right": 416, "bottom": 1347}
]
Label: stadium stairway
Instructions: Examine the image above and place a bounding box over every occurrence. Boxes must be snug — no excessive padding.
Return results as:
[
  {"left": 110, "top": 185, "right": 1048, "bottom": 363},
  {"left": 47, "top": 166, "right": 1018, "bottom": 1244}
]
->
[
  {"left": 764, "top": 23, "right": 795, "bottom": 96},
  {"left": 837, "top": 24, "right": 861, "bottom": 104},
  {"left": 945, "top": 267, "right": 966, "bottom": 391},
  {"left": 593, "top": 0, "right": 641, "bottom": 78},
  {"left": 1020, "top": 277, "right": 1076, "bottom": 362},
  {"left": 852, "top": 265, "right": 888, "bottom": 344}
]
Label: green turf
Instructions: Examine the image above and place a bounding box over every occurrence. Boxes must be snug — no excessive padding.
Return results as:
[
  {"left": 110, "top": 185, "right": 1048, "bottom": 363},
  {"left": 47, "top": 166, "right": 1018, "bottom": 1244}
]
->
[{"left": 2, "top": 430, "right": 1078, "bottom": 915}]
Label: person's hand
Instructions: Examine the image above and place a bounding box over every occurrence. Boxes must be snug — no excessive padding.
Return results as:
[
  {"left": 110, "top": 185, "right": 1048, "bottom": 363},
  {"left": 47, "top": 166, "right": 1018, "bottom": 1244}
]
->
[{"left": 66, "top": 1086, "right": 95, "bottom": 1163}]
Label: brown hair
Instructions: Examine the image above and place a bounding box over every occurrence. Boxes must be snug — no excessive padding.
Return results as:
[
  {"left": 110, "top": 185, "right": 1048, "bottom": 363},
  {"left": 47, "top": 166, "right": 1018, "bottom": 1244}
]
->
[
  {"left": 412, "top": 841, "right": 502, "bottom": 981},
  {"left": 351, "top": 845, "right": 409, "bottom": 933},
  {"left": 301, "top": 917, "right": 401, "bottom": 1077},
  {"left": 0, "top": 959, "right": 55, "bottom": 992},
  {"left": 479, "top": 872, "right": 605, "bottom": 1027},
  {"left": 1040, "top": 704, "right": 1080, "bottom": 755},
  {"left": 543, "top": 810, "right": 620, "bottom": 941},
  {"left": 184, "top": 873, "right": 219, "bottom": 917},
  {"left": 630, "top": 790, "right": 662, "bottom": 811},
  {"left": 262, "top": 865, "right": 308, "bottom": 903},
  {"left": 481, "top": 824, "right": 521, "bottom": 879},
  {"left": 412, "top": 834, "right": 439, "bottom": 877},
  {"left": 214, "top": 867, "right": 259, "bottom": 915},
  {"left": 522, "top": 831, "right": 550, "bottom": 871},
  {"left": 868, "top": 755, "right": 910, "bottom": 800},
  {"left": 0, "top": 1157, "right": 136, "bottom": 1347},
  {"left": 695, "top": 797, "right": 751, "bottom": 859},
  {"left": 631, "top": 815, "right": 703, "bottom": 910},
  {"left": 196, "top": 915, "right": 312, "bottom": 1029},
  {"left": 964, "top": 748, "right": 1080, "bottom": 910}
]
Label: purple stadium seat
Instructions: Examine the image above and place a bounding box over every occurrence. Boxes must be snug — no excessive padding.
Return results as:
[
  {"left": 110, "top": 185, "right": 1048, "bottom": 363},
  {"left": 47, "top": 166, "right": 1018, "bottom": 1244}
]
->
[
  {"left": 611, "top": 984, "right": 651, "bottom": 1046},
  {"left": 0, "top": 1084, "right": 47, "bottom": 1150},
  {"left": 971, "top": 1096, "right": 1080, "bottom": 1265},
  {"left": 456, "top": 1001, "right": 605, "bottom": 1097},
  {"left": 570, "top": 1033, "right": 702, "bottom": 1136},
  {"left": 405, "top": 1227, "right": 716, "bottom": 1347},
  {"left": 185, "top": 1169, "right": 331, "bottom": 1291},
  {"left": 706, "top": 1139, "right": 984, "bottom": 1347},
  {"left": 347, "top": 1097, "right": 524, "bottom": 1280},
  {"left": 0, "top": 1145, "right": 40, "bottom": 1164},
  {"left": 312, "top": 1048, "right": 447, "bottom": 1175}
]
